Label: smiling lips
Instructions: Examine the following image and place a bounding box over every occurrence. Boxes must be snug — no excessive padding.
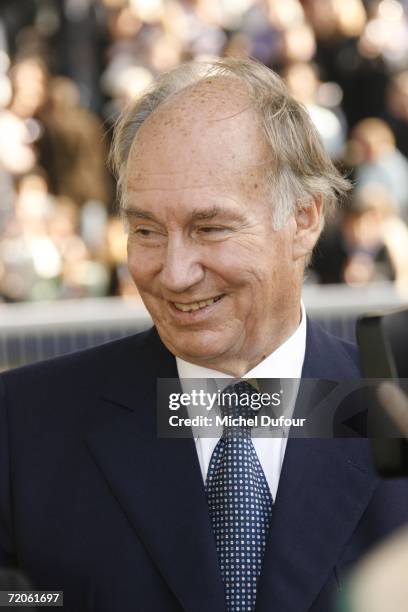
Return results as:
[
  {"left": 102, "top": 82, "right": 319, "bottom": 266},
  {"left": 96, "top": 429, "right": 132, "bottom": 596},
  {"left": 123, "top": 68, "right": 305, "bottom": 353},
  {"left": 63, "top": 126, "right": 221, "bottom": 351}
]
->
[{"left": 172, "top": 295, "right": 223, "bottom": 312}]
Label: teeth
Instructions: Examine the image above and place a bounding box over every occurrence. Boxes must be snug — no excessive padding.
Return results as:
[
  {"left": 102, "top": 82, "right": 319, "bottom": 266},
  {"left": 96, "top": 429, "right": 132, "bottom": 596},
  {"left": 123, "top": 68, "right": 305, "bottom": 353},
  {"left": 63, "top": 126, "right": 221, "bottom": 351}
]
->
[{"left": 173, "top": 296, "right": 222, "bottom": 312}]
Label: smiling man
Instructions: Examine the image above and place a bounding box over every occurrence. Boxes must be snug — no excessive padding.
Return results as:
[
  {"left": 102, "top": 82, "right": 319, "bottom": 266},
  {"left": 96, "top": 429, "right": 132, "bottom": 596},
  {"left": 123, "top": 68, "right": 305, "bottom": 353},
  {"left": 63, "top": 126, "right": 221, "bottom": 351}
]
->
[
  {"left": 122, "top": 75, "right": 312, "bottom": 375},
  {"left": 1, "top": 58, "right": 408, "bottom": 612},
  {"left": 116, "top": 63, "right": 344, "bottom": 377}
]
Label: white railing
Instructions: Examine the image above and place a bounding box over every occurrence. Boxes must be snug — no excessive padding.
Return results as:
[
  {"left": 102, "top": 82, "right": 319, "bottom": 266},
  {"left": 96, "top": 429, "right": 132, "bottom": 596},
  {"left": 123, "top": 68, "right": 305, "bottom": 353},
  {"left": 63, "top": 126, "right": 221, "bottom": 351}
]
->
[
  {"left": 0, "top": 282, "right": 406, "bottom": 335},
  {"left": 0, "top": 283, "right": 407, "bottom": 370}
]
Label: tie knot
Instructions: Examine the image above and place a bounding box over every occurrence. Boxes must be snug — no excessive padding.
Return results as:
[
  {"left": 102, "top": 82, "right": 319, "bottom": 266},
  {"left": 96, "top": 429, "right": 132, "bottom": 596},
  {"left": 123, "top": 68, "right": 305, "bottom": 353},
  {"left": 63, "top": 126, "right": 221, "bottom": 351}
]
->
[{"left": 219, "top": 381, "right": 259, "bottom": 435}]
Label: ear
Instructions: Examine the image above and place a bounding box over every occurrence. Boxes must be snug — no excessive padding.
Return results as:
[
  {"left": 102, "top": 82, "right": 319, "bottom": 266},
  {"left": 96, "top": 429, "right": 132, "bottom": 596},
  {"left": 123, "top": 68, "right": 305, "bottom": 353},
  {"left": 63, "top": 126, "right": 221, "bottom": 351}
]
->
[{"left": 292, "top": 196, "right": 324, "bottom": 261}]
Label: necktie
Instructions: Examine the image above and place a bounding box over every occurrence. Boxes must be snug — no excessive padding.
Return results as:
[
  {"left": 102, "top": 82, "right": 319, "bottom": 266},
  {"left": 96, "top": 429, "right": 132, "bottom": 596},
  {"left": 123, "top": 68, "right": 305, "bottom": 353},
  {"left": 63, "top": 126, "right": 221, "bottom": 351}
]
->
[{"left": 205, "top": 381, "right": 273, "bottom": 612}]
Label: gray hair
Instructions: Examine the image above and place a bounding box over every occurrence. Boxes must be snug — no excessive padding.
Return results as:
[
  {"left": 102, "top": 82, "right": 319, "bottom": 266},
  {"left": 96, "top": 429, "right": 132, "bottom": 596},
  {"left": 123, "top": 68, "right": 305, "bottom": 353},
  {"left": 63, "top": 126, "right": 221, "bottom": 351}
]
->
[{"left": 110, "top": 57, "right": 351, "bottom": 228}]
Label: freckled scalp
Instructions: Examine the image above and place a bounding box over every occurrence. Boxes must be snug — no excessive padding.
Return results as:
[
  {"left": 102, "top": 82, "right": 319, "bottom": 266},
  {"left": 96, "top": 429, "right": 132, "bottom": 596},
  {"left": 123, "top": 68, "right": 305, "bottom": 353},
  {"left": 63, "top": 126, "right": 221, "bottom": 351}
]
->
[
  {"left": 111, "top": 58, "right": 350, "bottom": 234},
  {"left": 126, "top": 77, "right": 272, "bottom": 204},
  {"left": 132, "top": 77, "right": 257, "bottom": 145}
]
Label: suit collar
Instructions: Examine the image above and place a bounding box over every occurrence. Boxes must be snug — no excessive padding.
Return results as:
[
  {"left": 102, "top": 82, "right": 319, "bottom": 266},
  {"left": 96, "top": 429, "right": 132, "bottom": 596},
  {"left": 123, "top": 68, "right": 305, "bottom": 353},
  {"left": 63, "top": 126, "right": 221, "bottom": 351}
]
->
[
  {"left": 302, "top": 318, "right": 360, "bottom": 379},
  {"left": 98, "top": 327, "right": 178, "bottom": 415},
  {"left": 96, "top": 319, "right": 360, "bottom": 424}
]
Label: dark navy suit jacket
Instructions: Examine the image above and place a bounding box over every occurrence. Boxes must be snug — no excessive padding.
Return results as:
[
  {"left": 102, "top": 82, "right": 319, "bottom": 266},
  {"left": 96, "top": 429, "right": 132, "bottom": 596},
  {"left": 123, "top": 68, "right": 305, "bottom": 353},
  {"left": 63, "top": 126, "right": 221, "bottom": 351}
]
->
[{"left": 1, "top": 320, "right": 408, "bottom": 612}]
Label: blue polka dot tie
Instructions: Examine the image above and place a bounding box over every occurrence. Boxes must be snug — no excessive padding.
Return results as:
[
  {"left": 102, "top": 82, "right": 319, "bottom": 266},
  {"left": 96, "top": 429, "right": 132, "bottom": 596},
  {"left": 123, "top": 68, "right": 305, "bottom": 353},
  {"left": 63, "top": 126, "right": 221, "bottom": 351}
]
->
[{"left": 205, "top": 381, "right": 273, "bottom": 612}]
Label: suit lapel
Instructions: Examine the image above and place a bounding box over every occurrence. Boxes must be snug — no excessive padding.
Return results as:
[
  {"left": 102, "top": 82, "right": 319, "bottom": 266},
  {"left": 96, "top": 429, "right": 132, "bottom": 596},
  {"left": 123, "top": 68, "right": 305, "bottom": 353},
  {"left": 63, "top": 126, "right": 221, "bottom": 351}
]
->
[
  {"left": 256, "top": 320, "right": 379, "bottom": 612},
  {"left": 256, "top": 437, "right": 378, "bottom": 612},
  {"left": 86, "top": 329, "right": 227, "bottom": 612}
]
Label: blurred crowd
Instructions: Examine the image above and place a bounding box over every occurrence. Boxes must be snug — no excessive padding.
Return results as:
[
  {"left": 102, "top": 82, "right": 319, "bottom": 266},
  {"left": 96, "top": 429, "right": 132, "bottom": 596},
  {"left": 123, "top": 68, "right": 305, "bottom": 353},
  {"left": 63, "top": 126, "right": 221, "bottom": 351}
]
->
[{"left": 2, "top": 0, "right": 408, "bottom": 301}]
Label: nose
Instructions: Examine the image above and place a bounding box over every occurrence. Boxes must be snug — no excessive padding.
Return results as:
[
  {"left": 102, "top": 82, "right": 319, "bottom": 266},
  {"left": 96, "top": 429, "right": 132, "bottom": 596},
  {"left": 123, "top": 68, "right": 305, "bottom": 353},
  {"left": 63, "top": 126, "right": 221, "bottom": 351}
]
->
[{"left": 160, "top": 235, "right": 205, "bottom": 294}]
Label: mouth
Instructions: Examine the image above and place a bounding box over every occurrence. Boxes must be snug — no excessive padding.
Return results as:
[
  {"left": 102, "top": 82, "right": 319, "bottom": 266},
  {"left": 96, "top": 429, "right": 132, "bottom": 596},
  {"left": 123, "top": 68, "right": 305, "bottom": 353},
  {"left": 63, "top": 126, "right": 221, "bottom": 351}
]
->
[{"left": 171, "top": 295, "right": 224, "bottom": 313}]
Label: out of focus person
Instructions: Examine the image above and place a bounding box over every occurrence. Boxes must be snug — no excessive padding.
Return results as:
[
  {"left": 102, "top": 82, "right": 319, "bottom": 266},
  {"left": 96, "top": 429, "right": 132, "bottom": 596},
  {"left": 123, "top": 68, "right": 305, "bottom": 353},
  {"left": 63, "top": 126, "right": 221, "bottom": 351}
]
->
[
  {"left": 281, "top": 18, "right": 316, "bottom": 65},
  {"left": 49, "top": 197, "right": 110, "bottom": 299},
  {"left": 8, "top": 55, "right": 48, "bottom": 121},
  {"left": 347, "top": 117, "right": 408, "bottom": 221},
  {"left": 231, "top": 0, "right": 280, "bottom": 65},
  {"left": 385, "top": 70, "right": 408, "bottom": 159},
  {"left": 358, "top": 0, "right": 408, "bottom": 73},
  {"left": 7, "top": 55, "right": 112, "bottom": 209},
  {"left": 340, "top": 524, "right": 408, "bottom": 612},
  {"left": 0, "top": 57, "right": 43, "bottom": 179},
  {"left": 269, "top": 1, "right": 317, "bottom": 68},
  {"left": 48, "top": 0, "right": 108, "bottom": 112},
  {"left": 37, "top": 76, "right": 112, "bottom": 209},
  {"left": 0, "top": 169, "right": 59, "bottom": 301},
  {"left": 4, "top": 0, "right": 408, "bottom": 309},
  {"left": 230, "top": 0, "right": 310, "bottom": 69},
  {"left": 284, "top": 61, "right": 346, "bottom": 158},
  {"left": 0, "top": 53, "right": 16, "bottom": 226},
  {"left": 0, "top": 169, "right": 111, "bottom": 301},
  {"left": 311, "top": 187, "right": 408, "bottom": 291},
  {"left": 305, "top": 0, "right": 388, "bottom": 128}
]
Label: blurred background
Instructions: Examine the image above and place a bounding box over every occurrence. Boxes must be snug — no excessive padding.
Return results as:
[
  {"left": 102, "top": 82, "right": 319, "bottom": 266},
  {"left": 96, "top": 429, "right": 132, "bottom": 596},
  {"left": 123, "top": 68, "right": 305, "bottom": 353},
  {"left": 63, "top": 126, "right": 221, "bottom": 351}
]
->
[{"left": 2, "top": 0, "right": 408, "bottom": 368}]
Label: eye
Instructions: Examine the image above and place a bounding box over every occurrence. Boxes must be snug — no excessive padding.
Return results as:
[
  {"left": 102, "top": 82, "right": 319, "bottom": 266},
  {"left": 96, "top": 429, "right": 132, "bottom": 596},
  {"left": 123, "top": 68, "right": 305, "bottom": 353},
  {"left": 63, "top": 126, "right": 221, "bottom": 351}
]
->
[
  {"left": 194, "top": 225, "right": 232, "bottom": 241},
  {"left": 197, "top": 226, "right": 226, "bottom": 234},
  {"left": 129, "top": 226, "right": 165, "bottom": 245},
  {"left": 192, "top": 225, "right": 232, "bottom": 242},
  {"left": 130, "top": 225, "right": 159, "bottom": 237},
  {"left": 135, "top": 228, "right": 153, "bottom": 236}
]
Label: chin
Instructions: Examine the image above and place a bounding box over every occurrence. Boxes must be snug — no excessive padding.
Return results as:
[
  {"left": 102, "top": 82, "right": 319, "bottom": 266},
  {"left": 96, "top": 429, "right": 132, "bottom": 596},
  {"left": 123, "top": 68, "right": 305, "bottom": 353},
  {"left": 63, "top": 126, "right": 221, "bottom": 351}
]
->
[{"left": 163, "top": 330, "right": 232, "bottom": 365}]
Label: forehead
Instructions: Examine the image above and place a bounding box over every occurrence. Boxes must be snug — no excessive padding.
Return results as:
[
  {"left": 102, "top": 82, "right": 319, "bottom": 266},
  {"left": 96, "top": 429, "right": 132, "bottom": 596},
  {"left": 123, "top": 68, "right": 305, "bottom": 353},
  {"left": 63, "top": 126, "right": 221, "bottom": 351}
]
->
[{"left": 126, "top": 78, "right": 271, "bottom": 197}]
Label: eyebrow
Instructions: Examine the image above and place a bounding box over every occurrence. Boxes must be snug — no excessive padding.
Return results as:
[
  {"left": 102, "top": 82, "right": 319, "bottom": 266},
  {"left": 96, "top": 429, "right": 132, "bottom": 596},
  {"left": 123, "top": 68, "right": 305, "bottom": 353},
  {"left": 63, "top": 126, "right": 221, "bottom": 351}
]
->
[
  {"left": 121, "top": 207, "right": 156, "bottom": 222},
  {"left": 188, "top": 206, "right": 239, "bottom": 222},
  {"left": 121, "top": 205, "right": 244, "bottom": 223}
]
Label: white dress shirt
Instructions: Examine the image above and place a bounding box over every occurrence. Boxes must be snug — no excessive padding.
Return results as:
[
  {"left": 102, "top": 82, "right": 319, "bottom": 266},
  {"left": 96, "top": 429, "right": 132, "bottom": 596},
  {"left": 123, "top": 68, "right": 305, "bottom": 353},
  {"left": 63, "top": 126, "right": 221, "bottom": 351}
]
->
[{"left": 176, "top": 302, "right": 307, "bottom": 501}]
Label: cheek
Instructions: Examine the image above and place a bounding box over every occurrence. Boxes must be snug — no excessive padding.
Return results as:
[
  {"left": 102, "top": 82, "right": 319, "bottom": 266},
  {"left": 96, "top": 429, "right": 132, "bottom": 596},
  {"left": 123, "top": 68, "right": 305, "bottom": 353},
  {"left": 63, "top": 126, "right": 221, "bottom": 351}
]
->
[
  {"left": 127, "top": 246, "right": 160, "bottom": 290},
  {"left": 213, "top": 240, "right": 265, "bottom": 277},
  {"left": 220, "top": 244, "right": 279, "bottom": 285},
  {"left": 228, "top": 246, "right": 294, "bottom": 306},
  {"left": 127, "top": 257, "right": 145, "bottom": 289}
]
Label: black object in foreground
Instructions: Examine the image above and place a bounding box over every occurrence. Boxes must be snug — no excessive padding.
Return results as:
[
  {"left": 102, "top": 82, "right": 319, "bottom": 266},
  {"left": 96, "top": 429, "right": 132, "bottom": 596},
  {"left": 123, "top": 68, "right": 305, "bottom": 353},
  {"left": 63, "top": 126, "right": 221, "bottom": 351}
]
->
[{"left": 357, "top": 308, "right": 408, "bottom": 477}]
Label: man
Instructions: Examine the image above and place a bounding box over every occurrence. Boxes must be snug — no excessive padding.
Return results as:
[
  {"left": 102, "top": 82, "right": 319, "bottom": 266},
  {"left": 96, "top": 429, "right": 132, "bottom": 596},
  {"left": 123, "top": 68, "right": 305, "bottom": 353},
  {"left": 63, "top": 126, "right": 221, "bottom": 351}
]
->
[{"left": 1, "top": 58, "right": 408, "bottom": 612}]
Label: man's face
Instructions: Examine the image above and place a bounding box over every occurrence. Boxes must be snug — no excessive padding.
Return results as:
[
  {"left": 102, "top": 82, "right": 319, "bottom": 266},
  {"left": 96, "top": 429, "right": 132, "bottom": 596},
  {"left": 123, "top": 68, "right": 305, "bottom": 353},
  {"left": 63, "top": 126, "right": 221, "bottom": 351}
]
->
[{"left": 124, "top": 81, "right": 303, "bottom": 375}]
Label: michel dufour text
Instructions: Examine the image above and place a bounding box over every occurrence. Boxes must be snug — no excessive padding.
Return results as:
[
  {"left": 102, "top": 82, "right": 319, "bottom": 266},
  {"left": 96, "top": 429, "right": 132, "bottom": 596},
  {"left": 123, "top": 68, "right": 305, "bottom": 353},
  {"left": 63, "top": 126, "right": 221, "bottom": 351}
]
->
[{"left": 167, "top": 390, "right": 307, "bottom": 429}]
